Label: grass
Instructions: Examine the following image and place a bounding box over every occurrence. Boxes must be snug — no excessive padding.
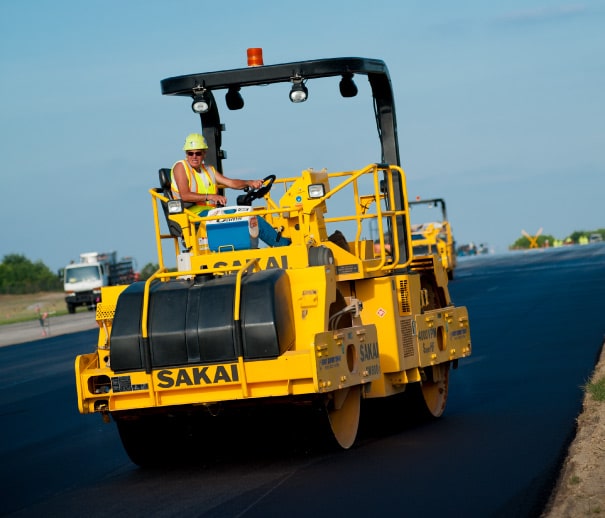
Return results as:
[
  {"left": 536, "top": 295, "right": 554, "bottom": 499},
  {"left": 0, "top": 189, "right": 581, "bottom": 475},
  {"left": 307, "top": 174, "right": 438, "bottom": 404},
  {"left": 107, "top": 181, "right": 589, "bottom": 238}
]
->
[
  {"left": 586, "top": 376, "right": 605, "bottom": 402},
  {"left": 0, "top": 292, "right": 71, "bottom": 325}
]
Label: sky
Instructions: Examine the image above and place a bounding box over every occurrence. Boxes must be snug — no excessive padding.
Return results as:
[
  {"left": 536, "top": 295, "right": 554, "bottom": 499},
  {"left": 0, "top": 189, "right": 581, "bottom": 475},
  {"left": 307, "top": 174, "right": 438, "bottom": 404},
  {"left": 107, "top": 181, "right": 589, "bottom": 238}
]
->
[{"left": 1, "top": 0, "right": 603, "bottom": 273}]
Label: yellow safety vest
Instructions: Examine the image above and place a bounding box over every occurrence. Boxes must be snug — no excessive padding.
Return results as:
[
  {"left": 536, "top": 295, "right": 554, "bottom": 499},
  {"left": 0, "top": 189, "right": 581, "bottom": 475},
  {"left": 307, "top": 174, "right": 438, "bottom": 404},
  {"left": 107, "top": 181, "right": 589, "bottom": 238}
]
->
[{"left": 170, "top": 160, "right": 217, "bottom": 214}]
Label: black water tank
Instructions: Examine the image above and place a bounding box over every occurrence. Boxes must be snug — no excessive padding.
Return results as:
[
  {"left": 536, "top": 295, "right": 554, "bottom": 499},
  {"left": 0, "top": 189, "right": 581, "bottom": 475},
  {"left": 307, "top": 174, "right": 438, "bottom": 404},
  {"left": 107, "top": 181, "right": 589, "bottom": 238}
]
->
[
  {"left": 240, "top": 269, "right": 295, "bottom": 359},
  {"left": 110, "top": 270, "right": 296, "bottom": 372}
]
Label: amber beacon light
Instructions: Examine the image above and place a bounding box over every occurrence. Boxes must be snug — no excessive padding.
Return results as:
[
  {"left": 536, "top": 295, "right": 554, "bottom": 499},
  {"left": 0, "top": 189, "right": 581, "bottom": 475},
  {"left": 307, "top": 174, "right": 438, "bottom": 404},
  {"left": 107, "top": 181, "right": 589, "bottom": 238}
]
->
[{"left": 247, "top": 48, "right": 264, "bottom": 66}]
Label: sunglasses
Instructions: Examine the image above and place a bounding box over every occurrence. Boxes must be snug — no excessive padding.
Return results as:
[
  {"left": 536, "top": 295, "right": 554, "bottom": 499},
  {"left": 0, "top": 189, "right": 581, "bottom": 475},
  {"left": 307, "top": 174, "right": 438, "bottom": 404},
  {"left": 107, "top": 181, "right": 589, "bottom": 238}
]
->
[{"left": 186, "top": 151, "right": 204, "bottom": 157}]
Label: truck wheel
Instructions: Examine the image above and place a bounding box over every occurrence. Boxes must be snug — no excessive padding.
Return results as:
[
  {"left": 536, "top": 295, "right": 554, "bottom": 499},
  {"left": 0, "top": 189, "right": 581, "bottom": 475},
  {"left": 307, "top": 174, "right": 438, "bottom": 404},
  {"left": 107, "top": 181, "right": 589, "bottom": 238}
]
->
[{"left": 67, "top": 303, "right": 75, "bottom": 314}]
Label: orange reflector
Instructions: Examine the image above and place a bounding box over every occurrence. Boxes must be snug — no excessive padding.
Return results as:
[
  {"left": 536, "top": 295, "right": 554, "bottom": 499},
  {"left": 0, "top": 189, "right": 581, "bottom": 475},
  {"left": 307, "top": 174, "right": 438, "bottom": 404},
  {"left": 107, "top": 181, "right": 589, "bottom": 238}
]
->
[{"left": 247, "top": 48, "right": 264, "bottom": 67}]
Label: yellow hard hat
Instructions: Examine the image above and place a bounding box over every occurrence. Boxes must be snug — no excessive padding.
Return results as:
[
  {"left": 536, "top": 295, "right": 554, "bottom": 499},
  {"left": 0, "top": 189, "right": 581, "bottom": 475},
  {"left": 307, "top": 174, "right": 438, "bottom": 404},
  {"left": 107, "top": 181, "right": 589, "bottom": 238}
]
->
[{"left": 183, "top": 133, "right": 208, "bottom": 151}]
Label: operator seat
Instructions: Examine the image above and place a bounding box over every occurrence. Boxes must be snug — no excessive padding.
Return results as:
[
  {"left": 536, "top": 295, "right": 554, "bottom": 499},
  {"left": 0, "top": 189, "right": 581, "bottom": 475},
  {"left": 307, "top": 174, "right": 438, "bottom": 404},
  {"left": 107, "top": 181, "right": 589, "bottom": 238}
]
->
[{"left": 158, "top": 168, "right": 196, "bottom": 239}]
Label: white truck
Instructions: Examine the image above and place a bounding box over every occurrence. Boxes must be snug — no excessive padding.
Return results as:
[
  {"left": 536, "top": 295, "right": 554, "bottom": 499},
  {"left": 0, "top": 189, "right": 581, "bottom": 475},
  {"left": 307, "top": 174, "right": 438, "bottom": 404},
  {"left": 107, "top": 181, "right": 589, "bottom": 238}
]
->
[{"left": 63, "top": 252, "right": 136, "bottom": 314}]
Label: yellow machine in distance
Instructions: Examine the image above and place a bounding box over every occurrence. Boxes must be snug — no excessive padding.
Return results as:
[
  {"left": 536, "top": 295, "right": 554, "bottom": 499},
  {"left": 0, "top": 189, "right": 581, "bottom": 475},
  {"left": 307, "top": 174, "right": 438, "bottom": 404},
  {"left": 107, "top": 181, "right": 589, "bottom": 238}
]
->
[
  {"left": 521, "top": 228, "right": 543, "bottom": 249},
  {"left": 74, "top": 55, "right": 472, "bottom": 466},
  {"left": 409, "top": 198, "right": 457, "bottom": 280}
]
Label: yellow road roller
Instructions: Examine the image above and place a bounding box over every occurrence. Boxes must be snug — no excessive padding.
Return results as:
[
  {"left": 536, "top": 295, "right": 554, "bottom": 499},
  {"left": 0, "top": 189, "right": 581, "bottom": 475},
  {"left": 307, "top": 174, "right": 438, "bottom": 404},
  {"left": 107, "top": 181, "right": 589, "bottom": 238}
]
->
[
  {"left": 75, "top": 53, "right": 472, "bottom": 466},
  {"left": 409, "top": 197, "right": 458, "bottom": 279}
]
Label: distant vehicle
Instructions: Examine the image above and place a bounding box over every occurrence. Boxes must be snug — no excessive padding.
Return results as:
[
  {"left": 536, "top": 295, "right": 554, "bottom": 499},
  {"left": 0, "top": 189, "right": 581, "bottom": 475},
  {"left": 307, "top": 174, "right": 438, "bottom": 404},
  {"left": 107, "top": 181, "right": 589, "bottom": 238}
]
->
[
  {"left": 409, "top": 198, "right": 457, "bottom": 279},
  {"left": 590, "top": 233, "right": 603, "bottom": 243},
  {"left": 63, "top": 252, "right": 136, "bottom": 313},
  {"left": 457, "top": 243, "right": 489, "bottom": 256}
]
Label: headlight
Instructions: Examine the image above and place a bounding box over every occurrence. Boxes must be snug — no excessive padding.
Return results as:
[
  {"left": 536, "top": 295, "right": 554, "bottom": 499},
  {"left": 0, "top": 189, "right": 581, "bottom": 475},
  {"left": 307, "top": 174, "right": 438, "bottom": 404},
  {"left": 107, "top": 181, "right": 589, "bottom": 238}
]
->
[
  {"left": 289, "top": 80, "right": 308, "bottom": 103},
  {"left": 308, "top": 183, "right": 325, "bottom": 199},
  {"left": 168, "top": 200, "right": 184, "bottom": 214},
  {"left": 191, "top": 93, "right": 211, "bottom": 114}
]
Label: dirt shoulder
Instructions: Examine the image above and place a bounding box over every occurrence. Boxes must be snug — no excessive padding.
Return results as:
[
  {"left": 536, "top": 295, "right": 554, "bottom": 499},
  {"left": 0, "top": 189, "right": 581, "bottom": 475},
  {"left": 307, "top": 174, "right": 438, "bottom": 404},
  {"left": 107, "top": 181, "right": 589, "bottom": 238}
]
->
[{"left": 541, "top": 342, "right": 605, "bottom": 517}]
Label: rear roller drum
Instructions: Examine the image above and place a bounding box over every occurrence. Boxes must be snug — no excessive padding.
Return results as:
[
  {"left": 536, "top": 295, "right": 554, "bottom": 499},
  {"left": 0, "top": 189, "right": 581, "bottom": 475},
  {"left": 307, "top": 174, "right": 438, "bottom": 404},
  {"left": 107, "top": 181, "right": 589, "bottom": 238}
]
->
[
  {"left": 324, "top": 385, "right": 361, "bottom": 449},
  {"left": 411, "top": 363, "right": 450, "bottom": 418},
  {"left": 320, "top": 290, "right": 359, "bottom": 448}
]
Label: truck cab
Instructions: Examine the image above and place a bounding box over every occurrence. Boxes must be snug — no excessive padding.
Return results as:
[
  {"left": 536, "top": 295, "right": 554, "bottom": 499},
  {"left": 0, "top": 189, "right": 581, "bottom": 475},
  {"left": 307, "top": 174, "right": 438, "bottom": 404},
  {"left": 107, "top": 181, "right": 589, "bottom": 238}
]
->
[
  {"left": 64, "top": 252, "right": 135, "bottom": 313},
  {"left": 64, "top": 252, "right": 112, "bottom": 313}
]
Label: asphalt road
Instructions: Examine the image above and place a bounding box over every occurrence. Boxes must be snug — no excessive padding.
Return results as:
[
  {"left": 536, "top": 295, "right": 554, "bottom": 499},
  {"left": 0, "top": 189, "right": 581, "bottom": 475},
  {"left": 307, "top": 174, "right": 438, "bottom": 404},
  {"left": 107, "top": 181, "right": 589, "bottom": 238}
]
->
[{"left": 1, "top": 244, "right": 604, "bottom": 517}]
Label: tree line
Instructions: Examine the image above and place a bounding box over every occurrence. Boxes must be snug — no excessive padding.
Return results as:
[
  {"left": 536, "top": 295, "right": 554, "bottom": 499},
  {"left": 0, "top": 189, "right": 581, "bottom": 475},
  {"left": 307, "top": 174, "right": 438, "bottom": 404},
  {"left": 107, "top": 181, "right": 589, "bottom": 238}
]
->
[
  {"left": 510, "top": 229, "right": 605, "bottom": 249},
  {"left": 0, "top": 254, "right": 62, "bottom": 294},
  {"left": 0, "top": 254, "right": 159, "bottom": 295}
]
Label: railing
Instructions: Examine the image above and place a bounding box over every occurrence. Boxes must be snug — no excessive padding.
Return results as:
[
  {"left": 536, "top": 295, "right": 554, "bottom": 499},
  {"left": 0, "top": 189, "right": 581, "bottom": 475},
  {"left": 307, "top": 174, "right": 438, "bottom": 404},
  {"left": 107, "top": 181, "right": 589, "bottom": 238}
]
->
[{"left": 149, "top": 163, "right": 413, "bottom": 274}]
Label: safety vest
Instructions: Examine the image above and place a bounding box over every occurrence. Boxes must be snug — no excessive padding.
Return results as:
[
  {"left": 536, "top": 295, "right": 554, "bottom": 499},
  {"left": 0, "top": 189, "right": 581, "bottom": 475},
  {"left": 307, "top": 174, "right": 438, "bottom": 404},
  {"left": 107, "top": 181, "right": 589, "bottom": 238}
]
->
[{"left": 170, "top": 160, "right": 217, "bottom": 214}]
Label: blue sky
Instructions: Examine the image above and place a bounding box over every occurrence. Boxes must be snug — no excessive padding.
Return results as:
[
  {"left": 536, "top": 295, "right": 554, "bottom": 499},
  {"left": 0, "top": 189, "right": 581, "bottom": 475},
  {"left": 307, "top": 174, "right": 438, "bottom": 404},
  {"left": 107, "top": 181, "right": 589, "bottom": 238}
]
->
[{"left": 1, "top": 1, "right": 603, "bottom": 273}]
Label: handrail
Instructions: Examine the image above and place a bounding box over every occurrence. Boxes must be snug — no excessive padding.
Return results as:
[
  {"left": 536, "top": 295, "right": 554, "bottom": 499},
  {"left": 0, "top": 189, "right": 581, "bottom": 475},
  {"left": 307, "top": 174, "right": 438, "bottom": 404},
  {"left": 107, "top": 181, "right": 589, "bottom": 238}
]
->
[{"left": 149, "top": 163, "right": 412, "bottom": 275}]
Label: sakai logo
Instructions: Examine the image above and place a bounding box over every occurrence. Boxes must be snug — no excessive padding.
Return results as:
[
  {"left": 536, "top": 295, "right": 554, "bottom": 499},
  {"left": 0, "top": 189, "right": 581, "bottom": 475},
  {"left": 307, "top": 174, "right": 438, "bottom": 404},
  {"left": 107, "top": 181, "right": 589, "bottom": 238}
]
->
[
  {"left": 156, "top": 364, "right": 239, "bottom": 388},
  {"left": 360, "top": 342, "right": 379, "bottom": 362},
  {"left": 212, "top": 255, "right": 288, "bottom": 270}
]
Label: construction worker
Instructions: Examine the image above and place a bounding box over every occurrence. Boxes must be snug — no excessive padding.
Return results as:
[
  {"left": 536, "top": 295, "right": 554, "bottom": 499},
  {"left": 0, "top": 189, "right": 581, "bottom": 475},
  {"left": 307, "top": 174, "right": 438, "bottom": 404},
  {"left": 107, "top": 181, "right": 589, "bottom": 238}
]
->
[
  {"left": 171, "top": 133, "right": 263, "bottom": 215},
  {"left": 171, "top": 133, "right": 289, "bottom": 246}
]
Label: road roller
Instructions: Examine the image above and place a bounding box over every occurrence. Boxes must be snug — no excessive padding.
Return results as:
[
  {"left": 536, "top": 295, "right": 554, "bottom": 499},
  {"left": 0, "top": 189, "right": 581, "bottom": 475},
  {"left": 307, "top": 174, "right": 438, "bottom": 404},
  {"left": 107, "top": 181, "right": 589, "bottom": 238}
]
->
[
  {"left": 409, "top": 197, "right": 457, "bottom": 279},
  {"left": 74, "top": 52, "right": 472, "bottom": 466}
]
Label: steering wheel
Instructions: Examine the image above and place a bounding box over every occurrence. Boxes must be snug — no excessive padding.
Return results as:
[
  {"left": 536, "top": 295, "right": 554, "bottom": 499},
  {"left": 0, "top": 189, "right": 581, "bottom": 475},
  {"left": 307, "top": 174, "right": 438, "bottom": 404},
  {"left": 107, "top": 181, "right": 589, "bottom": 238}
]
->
[{"left": 237, "top": 174, "right": 276, "bottom": 206}]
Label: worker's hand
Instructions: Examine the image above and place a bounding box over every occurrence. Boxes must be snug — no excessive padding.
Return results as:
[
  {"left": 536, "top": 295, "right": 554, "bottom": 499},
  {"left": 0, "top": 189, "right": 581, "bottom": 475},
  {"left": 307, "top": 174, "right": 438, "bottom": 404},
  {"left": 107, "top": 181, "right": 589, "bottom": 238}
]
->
[
  {"left": 248, "top": 179, "right": 264, "bottom": 189},
  {"left": 209, "top": 194, "right": 227, "bottom": 206}
]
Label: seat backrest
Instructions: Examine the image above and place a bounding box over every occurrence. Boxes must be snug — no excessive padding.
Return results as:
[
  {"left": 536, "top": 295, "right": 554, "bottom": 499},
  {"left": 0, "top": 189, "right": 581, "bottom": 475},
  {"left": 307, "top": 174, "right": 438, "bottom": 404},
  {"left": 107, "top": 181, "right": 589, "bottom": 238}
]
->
[
  {"left": 159, "top": 168, "right": 174, "bottom": 200},
  {"left": 158, "top": 168, "right": 183, "bottom": 238}
]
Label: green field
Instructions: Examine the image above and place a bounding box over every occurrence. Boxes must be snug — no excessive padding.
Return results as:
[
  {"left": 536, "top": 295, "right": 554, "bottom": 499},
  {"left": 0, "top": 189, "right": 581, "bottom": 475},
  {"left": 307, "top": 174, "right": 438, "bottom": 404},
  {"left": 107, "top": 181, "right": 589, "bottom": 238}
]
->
[{"left": 0, "top": 292, "right": 71, "bottom": 325}]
